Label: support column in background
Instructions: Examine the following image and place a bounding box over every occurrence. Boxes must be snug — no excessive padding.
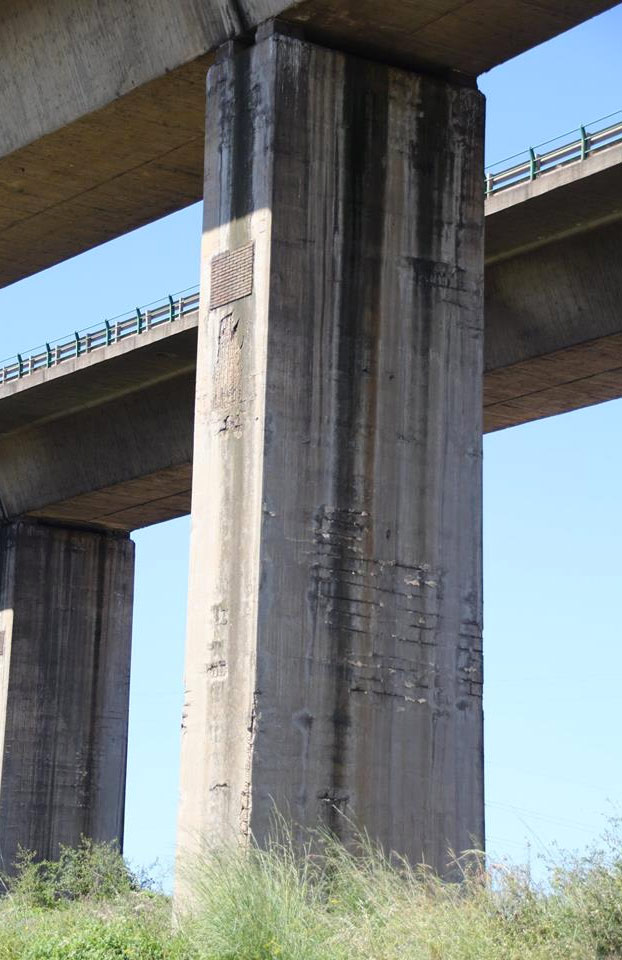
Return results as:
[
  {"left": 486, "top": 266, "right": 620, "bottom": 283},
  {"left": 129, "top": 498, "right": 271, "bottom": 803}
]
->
[
  {"left": 0, "top": 519, "right": 134, "bottom": 869},
  {"left": 179, "top": 28, "right": 484, "bottom": 874}
]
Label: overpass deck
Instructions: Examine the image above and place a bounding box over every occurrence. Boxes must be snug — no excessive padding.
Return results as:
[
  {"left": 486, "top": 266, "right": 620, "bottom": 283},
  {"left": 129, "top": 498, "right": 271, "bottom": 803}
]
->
[
  {"left": 1, "top": 0, "right": 617, "bottom": 291},
  {"left": 5, "top": 107, "right": 622, "bottom": 388},
  {"left": 3, "top": 109, "right": 622, "bottom": 530}
]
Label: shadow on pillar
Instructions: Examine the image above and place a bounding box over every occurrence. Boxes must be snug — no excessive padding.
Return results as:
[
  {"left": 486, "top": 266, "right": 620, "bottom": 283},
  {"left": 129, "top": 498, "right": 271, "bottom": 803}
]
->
[
  {"left": 0, "top": 519, "right": 134, "bottom": 872},
  {"left": 178, "top": 25, "right": 484, "bottom": 880}
]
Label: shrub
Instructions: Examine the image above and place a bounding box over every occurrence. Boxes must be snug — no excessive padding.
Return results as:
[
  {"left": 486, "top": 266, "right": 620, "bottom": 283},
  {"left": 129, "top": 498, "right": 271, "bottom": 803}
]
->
[
  {"left": 5, "top": 824, "right": 622, "bottom": 959},
  {"left": 19, "top": 917, "right": 168, "bottom": 960},
  {"left": 5, "top": 837, "right": 138, "bottom": 908}
]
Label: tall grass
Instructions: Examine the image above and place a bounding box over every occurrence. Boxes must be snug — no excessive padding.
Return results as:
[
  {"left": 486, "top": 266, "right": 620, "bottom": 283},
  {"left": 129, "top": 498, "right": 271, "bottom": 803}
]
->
[
  {"left": 180, "top": 822, "right": 622, "bottom": 960},
  {"left": 2, "top": 825, "right": 622, "bottom": 958}
]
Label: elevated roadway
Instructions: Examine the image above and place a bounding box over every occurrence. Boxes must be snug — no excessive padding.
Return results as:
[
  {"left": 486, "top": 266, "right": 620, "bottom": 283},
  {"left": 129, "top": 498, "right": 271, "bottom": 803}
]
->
[
  {"left": 0, "top": 309, "right": 197, "bottom": 531},
  {"left": 485, "top": 129, "right": 622, "bottom": 430},
  {"left": 2, "top": 123, "right": 622, "bottom": 531},
  {"left": 0, "top": 0, "right": 618, "bottom": 289},
  {"left": 2, "top": 5, "right": 620, "bottom": 875}
]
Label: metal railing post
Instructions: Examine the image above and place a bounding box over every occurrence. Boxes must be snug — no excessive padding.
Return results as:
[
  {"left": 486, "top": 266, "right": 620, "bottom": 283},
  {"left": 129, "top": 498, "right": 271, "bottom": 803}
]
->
[
  {"left": 3, "top": 285, "right": 203, "bottom": 384},
  {"left": 580, "top": 125, "right": 589, "bottom": 160},
  {"left": 529, "top": 147, "right": 537, "bottom": 181}
]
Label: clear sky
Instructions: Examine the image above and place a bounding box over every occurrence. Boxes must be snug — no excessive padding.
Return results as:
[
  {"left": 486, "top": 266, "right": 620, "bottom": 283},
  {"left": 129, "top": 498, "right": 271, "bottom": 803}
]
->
[{"left": 1, "top": 4, "right": 622, "bottom": 888}]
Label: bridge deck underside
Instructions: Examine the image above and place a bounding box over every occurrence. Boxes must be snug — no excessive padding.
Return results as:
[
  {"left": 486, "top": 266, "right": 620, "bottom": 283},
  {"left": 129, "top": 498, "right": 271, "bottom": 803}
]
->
[
  {"left": 485, "top": 149, "right": 622, "bottom": 430},
  {"left": 0, "top": 319, "right": 196, "bottom": 531},
  {"left": 0, "top": 0, "right": 618, "bottom": 289},
  {"left": 484, "top": 330, "right": 622, "bottom": 432},
  {"left": 25, "top": 464, "right": 193, "bottom": 531},
  {"left": 3, "top": 149, "right": 622, "bottom": 530},
  {"left": 3, "top": 319, "right": 622, "bottom": 531}
]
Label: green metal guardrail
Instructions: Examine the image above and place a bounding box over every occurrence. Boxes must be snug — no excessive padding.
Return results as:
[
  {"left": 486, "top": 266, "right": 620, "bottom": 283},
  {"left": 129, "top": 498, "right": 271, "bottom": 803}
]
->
[
  {"left": 0, "top": 285, "right": 200, "bottom": 386},
  {"left": 485, "top": 108, "right": 622, "bottom": 197}
]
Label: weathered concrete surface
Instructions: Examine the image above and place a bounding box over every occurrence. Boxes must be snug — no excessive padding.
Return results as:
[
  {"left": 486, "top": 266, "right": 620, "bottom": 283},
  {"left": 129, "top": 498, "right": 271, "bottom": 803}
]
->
[
  {"left": 0, "top": 0, "right": 617, "bottom": 287},
  {"left": 486, "top": 142, "right": 622, "bottom": 266},
  {"left": 4, "top": 140, "right": 622, "bottom": 529},
  {"left": 484, "top": 143, "right": 622, "bottom": 430},
  {"left": 178, "top": 34, "right": 484, "bottom": 875},
  {"left": 0, "top": 315, "right": 197, "bottom": 530},
  {"left": 0, "top": 519, "right": 133, "bottom": 868}
]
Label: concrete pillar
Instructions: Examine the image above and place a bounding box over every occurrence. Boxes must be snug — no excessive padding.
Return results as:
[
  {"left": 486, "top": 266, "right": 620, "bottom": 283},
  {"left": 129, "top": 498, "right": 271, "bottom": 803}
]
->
[
  {"left": 179, "top": 28, "right": 484, "bottom": 874},
  {"left": 0, "top": 519, "right": 134, "bottom": 869}
]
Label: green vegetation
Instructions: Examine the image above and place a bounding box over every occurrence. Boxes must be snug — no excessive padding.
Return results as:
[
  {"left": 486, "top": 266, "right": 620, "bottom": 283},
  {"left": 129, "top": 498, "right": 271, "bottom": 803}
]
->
[{"left": 2, "top": 827, "right": 622, "bottom": 958}]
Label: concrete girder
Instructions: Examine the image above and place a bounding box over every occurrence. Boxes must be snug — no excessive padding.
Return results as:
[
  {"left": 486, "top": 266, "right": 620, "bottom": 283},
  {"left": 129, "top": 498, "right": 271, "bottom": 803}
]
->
[
  {"left": 3, "top": 96, "right": 622, "bottom": 530},
  {"left": 0, "top": 0, "right": 618, "bottom": 288},
  {"left": 484, "top": 141, "right": 622, "bottom": 430},
  {"left": 0, "top": 316, "right": 197, "bottom": 531}
]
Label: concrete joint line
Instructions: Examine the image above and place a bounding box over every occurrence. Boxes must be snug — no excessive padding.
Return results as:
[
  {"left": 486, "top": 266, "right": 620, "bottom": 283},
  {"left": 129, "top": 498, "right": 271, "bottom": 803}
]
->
[
  {"left": 214, "top": 38, "right": 250, "bottom": 63},
  {"left": 255, "top": 18, "right": 305, "bottom": 43}
]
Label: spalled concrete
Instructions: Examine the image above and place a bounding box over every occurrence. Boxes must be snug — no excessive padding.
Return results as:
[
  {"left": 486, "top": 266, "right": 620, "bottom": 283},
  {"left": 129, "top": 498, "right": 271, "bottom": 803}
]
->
[
  {"left": 177, "top": 33, "right": 484, "bottom": 874},
  {"left": 0, "top": 519, "right": 134, "bottom": 868},
  {"left": 0, "top": 0, "right": 617, "bottom": 287}
]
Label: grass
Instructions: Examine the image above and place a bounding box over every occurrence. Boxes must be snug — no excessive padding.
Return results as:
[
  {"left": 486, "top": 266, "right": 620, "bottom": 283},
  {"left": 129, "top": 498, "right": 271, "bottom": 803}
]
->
[{"left": 1, "top": 826, "right": 622, "bottom": 958}]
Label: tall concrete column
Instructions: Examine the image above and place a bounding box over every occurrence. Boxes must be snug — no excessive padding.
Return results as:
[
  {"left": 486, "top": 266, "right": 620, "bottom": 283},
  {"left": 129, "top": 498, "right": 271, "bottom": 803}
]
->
[
  {"left": 0, "top": 519, "right": 134, "bottom": 869},
  {"left": 179, "top": 28, "right": 484, "bottom": 874}
]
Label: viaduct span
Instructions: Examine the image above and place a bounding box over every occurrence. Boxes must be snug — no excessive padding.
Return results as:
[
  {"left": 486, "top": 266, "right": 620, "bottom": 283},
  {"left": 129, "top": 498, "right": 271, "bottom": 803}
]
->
[{"left": 0, "top": 0, "right": 620, "bottom": 879}]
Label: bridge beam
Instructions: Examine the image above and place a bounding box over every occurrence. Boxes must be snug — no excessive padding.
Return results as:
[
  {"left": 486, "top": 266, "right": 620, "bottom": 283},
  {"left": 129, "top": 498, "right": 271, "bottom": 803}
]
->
[
  {"left": 178, "top": 30, "right": 484, "bottom": 874},
  {"left": 0, "top": 519, "right": 133, "bottom": 869}
]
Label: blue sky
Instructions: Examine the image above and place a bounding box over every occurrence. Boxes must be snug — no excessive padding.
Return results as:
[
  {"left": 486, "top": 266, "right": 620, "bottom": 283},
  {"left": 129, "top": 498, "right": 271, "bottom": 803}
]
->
[{"left": 1, "top": 5, "right": 622, "bottom": 886}]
